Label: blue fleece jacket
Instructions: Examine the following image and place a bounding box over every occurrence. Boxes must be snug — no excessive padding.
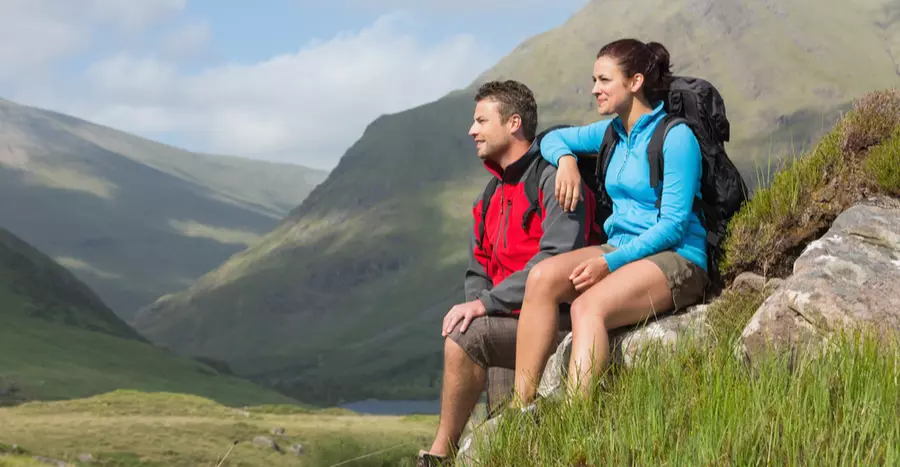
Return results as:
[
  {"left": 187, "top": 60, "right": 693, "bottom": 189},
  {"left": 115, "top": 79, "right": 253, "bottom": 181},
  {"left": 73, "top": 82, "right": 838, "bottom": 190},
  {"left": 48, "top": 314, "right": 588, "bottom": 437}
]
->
[{"left": 540, "top": 102, "right": 708, "bottom": 272}]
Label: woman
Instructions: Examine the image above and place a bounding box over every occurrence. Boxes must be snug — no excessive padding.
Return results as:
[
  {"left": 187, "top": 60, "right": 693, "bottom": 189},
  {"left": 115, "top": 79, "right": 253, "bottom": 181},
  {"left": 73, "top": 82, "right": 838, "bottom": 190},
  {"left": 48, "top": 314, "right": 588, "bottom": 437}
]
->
[{"left": 513, "top": 39, "right": 710, "bottom": 404}]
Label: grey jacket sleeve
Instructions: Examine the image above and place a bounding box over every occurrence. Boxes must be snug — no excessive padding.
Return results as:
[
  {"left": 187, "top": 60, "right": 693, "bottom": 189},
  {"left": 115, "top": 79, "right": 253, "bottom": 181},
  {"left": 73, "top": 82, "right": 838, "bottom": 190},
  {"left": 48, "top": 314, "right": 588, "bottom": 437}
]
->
[
  {"left": 465, "top": 195, "right": 494, "bottom": 302},
  {"left": 477, "top": 165, "right": 587, "bottom": 314}
]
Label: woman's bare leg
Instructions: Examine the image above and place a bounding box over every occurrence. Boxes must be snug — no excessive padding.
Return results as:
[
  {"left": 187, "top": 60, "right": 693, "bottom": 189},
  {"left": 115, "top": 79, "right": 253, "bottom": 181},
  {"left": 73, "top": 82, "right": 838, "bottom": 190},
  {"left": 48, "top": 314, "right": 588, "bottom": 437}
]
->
[
  {"left": 568, "top": 259, "right": 673, "bottom": 395},
  {"left": 513, "top": 246, "right": 605, "bottom": 405}
]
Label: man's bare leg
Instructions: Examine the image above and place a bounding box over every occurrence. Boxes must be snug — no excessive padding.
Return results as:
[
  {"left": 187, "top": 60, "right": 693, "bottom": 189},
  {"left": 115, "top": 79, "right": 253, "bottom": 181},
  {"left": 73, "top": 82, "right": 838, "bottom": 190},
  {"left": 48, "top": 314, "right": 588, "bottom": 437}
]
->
[{"left": 427, "top": 338, "right": 486, "bottom": 456}]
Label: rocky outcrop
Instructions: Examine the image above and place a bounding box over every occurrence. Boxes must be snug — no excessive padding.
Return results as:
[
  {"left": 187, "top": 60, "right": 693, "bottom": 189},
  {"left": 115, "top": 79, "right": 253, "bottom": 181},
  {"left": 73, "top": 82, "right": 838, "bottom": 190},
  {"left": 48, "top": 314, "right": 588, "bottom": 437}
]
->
[
  {"left": 537, "top": 305, "right": 713, "bottom": 399},
  {"left": 740, "top": 202, "right": 900, "bottom": 364}
]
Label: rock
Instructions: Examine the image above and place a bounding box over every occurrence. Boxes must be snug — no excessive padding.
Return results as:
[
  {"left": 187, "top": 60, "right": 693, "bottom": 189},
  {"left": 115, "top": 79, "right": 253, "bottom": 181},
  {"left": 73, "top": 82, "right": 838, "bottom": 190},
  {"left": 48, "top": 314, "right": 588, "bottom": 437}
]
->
[
  {"left": 764, "top": 278, "right": 784, "bottom": 292},
  {"left": 733, "top": 272, "right": 768, "bottom": 293},
  {"left": 252, "top": 436, "right": 282, "bottom": 453},
  {"left": 536, "top": 332, "right": 573, "bottom": 399},
  {"left": 33, "top": 456, "right": 67, "bottom": 467},
  {"left": 740, "top": 204, "right": 900, "bottom": 364},
  {"left": 77, "top": 453, "right": 94, "bottom": 463},
  {"left": 537, "top": 305, "right": 712, "bottom": 399},
  {"left": 270, "top": 427, "right": 285, "bottom": 436},
  {"left": 288, "top": 444, "right": 305, "bottom": 456}
]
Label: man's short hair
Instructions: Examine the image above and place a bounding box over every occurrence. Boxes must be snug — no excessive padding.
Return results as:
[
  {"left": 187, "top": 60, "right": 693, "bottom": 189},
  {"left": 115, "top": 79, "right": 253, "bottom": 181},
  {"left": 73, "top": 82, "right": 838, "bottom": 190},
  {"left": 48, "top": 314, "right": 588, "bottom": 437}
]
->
[{"left": 474, "top": 80, "right": 538, "bottom": 141}]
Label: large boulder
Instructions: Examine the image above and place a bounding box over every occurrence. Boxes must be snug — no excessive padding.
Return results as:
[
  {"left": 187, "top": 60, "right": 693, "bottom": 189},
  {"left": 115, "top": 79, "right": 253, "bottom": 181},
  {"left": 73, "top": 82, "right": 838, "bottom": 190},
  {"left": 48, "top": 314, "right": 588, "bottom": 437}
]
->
[{"left": 739, "top": 202, "right": 900, "bottom": 364}]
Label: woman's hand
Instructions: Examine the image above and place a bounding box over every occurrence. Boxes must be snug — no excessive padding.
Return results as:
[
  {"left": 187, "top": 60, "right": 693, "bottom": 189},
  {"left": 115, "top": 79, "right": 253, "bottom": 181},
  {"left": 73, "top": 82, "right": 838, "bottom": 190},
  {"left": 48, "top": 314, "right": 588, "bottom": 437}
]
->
[
  {"left": 555, "top": 156, "right": 582, "bottom": 212},
  {"left": 570, "top": 256, "right": 610, "bottom": 292}
]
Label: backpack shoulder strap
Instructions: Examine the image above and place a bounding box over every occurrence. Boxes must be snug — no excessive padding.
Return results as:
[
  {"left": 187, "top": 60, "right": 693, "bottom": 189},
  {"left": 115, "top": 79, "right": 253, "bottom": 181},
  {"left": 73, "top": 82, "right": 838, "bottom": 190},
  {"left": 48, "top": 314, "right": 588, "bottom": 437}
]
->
[
  {"left": 477, "top": 178, "right": 500, "bottom": 248},
  {"left": 647, "top": 114, "right": 689, "bottom": 190},
  {"left": 522, "top": 157, "right": 550, "bottom": 228},
  {"left": 597, "top": 123, "right": 618, "bottom": 182}
]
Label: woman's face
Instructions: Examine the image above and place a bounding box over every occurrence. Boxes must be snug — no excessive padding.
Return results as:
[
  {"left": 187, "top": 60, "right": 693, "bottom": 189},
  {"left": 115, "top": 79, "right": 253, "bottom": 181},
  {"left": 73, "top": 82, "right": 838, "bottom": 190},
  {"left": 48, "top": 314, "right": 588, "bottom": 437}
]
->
[{"left": 591, "top": 55, "right": 643, "bottom": 116}]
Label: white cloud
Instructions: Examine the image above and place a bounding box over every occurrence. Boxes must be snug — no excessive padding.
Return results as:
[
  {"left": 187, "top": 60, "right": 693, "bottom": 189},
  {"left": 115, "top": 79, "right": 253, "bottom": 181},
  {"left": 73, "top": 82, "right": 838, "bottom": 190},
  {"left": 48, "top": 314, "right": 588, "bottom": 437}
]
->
[
  {"left": 161, "top": 20, "right": 212, "bottom": 59},
  {"left": 0, "top": 0, "right": 185, "bottom": 80},
  {"left": 61, "top": 13, "right": 490, "bottom": 169}
]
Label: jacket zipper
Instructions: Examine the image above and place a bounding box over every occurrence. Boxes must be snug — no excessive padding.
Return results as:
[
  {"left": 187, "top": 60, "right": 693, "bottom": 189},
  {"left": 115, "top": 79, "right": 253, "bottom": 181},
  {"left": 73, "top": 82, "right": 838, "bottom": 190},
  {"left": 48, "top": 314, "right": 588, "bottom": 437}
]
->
[
  {"left": 503, "top": 198, "right": 512, "bottom": 248},
  {"left": 489, "top": 186, "right": 506, "bottom": 277},
  {"left": 610, "top": 130, "right": 632, "bottom": 239},
  {"left": 616, "top": 130, "right": 631, "bottom": 183}
]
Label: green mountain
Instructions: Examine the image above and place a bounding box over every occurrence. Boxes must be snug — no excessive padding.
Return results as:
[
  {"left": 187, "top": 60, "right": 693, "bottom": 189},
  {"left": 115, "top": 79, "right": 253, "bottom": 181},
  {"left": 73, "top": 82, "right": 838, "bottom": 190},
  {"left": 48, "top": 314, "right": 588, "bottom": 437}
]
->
[
  {"left": 0, "top": 98, "right": 327, "bottom": 318},
  {"left": 0, "top": 228, "right": 297, "bottom": 406},
  {"left": 133, "top": 0, "right": 900, "bottom": 404}
]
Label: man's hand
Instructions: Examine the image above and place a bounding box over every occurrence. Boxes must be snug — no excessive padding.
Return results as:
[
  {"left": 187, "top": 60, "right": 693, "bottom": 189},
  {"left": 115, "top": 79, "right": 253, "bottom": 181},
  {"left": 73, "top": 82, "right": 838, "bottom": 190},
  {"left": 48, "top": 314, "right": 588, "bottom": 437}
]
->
[
  {"left": 555, "top": 156, "right": 582, "bottom": 213},
  {"left": 569, "top": 256, "right": 610, "bottom": 293},
  {"left": 442, "top": 299, "right": 487, "bottom": 337}
]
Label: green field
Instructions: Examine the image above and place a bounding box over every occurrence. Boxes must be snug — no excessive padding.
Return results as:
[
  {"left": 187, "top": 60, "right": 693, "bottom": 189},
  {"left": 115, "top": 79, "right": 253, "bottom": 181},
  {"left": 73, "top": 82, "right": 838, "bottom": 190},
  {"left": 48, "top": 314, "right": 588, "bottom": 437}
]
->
[{"left": 0, "top": 391, "right": 438, "bottom": 467}]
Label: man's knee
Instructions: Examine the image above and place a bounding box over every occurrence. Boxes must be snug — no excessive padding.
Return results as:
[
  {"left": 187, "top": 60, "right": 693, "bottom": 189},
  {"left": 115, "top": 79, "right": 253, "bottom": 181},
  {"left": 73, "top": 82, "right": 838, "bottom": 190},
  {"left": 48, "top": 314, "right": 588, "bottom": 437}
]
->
[
  {"left": 446, "top": 319, "right": 490, "bottom": 370},
  {"left": 446, "top": 315, "right": 517, "bottom": 370},
  {"left": 444, "top": 334, "right": 472, "bottom": 363}
]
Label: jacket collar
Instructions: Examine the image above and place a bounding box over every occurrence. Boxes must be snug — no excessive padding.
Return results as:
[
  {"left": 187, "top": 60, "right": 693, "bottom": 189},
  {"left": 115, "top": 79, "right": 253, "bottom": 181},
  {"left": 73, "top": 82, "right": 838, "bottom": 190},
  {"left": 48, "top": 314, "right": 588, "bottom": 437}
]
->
[
  {"left": 482, "top": 139, "right": 539, "bottom": 182},
  {"left": 611, "top": 100, "right": 666, "bottom": 140}
]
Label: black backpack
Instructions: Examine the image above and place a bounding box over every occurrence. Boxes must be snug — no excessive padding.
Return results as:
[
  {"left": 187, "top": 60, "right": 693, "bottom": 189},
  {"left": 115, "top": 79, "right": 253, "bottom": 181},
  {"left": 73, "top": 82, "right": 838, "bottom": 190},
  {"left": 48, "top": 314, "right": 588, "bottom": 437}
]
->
[{"left": 592, "top": 76, "right": 749, "bottom": 292}]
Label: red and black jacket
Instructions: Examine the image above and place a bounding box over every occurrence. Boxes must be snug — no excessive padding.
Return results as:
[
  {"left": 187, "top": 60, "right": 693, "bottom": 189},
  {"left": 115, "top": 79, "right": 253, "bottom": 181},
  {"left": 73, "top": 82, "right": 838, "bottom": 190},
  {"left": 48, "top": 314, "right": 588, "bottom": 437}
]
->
[{"left": 465, "top": 143, "right": 598, "bottom": 315}]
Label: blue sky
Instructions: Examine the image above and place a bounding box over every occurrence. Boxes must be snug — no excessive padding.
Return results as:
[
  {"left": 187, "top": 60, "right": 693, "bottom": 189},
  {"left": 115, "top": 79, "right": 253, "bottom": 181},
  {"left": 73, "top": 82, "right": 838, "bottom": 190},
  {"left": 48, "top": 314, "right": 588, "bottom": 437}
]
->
[{"left": 0, "top": 0, "right": 587, "bottom": 170}]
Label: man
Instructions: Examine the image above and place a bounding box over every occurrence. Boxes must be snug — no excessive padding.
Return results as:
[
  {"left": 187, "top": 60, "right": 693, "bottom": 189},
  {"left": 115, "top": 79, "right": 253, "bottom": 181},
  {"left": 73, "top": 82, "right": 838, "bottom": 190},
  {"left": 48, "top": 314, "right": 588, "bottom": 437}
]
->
[{"left": 418, "top": 80, "right": 595, "bottom": 465}]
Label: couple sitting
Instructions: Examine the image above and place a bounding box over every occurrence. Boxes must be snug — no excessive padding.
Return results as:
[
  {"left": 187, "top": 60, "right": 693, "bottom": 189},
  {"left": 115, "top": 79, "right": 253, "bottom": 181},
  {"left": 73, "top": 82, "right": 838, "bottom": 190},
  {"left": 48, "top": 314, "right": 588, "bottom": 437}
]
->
[{"left": 419, "top": 38, "right": 712, "bottom": 464}]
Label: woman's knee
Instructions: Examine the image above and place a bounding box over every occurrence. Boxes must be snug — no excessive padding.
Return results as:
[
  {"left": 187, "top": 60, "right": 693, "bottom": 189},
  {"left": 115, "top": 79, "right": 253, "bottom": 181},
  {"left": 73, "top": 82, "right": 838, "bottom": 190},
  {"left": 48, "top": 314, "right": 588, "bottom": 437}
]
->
[
  {"left": 526, "top": 260, "right": 571, "bottom": 298},
  {"left": 570, "top": 294, "right": 608, "bottom": 326}
]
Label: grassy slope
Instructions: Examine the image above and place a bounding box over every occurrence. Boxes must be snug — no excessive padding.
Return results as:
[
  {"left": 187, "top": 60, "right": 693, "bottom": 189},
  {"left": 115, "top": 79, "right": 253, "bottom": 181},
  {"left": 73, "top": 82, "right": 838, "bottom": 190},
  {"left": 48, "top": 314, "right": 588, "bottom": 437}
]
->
[
  {"left": 471, "top": 307, "right": 900, "bottom": 465},
  {"left": 0, "top": 98, "right": 327, "bottom": 318},
  {"left": 722, "top": 89, "right": 900, "bottom": 278},
  {"left": 0, "top": 229, "right": 295, "bottom": 408},
  {"left": 134, "top": 0, "right": 900, "bottom": 405},
  {"left": 0, "top": 391, "right": 437, "bottom": 467}
]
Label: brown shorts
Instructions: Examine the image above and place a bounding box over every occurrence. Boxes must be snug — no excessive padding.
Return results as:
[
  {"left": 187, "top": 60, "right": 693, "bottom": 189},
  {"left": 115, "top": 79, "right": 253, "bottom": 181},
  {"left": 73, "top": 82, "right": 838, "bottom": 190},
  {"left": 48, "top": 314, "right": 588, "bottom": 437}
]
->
[
  {"left": 447, "top": 312, "right": 571, "bottom": 370},
  {"left": 597, "top": 244, "right": 709, "bottom": 311}
]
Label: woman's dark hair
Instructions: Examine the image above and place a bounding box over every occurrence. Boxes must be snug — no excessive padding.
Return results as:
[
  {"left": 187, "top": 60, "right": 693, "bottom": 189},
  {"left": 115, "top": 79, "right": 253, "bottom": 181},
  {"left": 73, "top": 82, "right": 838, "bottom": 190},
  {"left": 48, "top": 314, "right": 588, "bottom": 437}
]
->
[{"left": 596, "top": 39, "right": 673, "bottom": 102}]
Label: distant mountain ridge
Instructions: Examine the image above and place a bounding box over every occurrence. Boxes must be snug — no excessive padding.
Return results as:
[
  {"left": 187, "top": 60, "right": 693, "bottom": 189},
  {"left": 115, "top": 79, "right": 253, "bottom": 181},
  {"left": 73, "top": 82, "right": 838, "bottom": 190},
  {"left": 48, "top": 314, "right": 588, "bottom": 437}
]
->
[
  {"left": 134, "top": 0, "right": 900, "bottom": 404},
  {"left": 0, "top": 228, "right": 296, "bottom": 406},
  {"left": 0, "top": 97, "right": 327, "bottom": 318}
]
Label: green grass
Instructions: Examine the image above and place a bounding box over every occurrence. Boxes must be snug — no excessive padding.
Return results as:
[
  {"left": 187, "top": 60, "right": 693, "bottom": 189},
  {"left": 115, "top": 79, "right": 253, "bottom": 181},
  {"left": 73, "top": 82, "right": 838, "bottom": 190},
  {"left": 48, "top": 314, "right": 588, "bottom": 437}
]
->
[
  {"left": 468, "top": 329, "right": 900, "bottom": 466},
  {"left": 722, "top": 88, "right": 900, "bottom": 279},
  {"left": 0, "top": 391, "right": 438, "bottom": 467},
  {"left": 865, "top": 128, "right": 900, "bottom": 195}
]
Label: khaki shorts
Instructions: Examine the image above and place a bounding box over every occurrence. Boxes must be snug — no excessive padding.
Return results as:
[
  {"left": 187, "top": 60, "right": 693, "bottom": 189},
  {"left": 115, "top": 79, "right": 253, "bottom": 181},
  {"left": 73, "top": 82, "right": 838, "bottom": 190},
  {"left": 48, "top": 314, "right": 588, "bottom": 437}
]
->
[
  {"left": 447, "top": 312, "right": 571, "bottom": 370},
  {"left": 597, "top": 243, "right": 709, "bottom": 311}
]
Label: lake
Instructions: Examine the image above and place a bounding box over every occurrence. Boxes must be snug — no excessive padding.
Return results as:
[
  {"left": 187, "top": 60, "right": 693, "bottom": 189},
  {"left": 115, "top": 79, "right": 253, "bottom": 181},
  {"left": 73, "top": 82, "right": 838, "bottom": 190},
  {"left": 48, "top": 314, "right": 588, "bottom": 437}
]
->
[{"left": 340, "top": 399, "right": 441, "bottom": 415}]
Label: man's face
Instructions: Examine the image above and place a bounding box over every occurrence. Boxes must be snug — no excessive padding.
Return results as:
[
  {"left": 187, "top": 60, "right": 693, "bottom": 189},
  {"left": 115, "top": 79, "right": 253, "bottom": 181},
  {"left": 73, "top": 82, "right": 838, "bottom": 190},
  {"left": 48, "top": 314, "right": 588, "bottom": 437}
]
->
[{"left": 468, "top": 99, "right": 512, "bottom": 161}]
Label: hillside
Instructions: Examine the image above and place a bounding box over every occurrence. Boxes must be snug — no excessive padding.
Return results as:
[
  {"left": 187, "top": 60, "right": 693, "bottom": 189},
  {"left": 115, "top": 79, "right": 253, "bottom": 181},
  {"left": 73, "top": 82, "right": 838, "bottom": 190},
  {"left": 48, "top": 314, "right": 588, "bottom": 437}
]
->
[
  {"left": 0, "top": 228, "right": 296, "bottom": 407},
  {"left": 0, "top": 98, "right": 327, "bottom": 318},
  {"left": 133, "top": 0, "right": 900, "bottom": 404}
]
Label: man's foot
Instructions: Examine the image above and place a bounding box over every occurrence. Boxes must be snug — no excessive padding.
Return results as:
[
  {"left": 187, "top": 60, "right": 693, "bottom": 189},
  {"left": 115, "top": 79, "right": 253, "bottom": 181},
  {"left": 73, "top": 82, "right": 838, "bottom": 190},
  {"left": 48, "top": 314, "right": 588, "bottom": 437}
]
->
[{"left": 416, "top": 450, "right": 450, "bottom": 467}]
